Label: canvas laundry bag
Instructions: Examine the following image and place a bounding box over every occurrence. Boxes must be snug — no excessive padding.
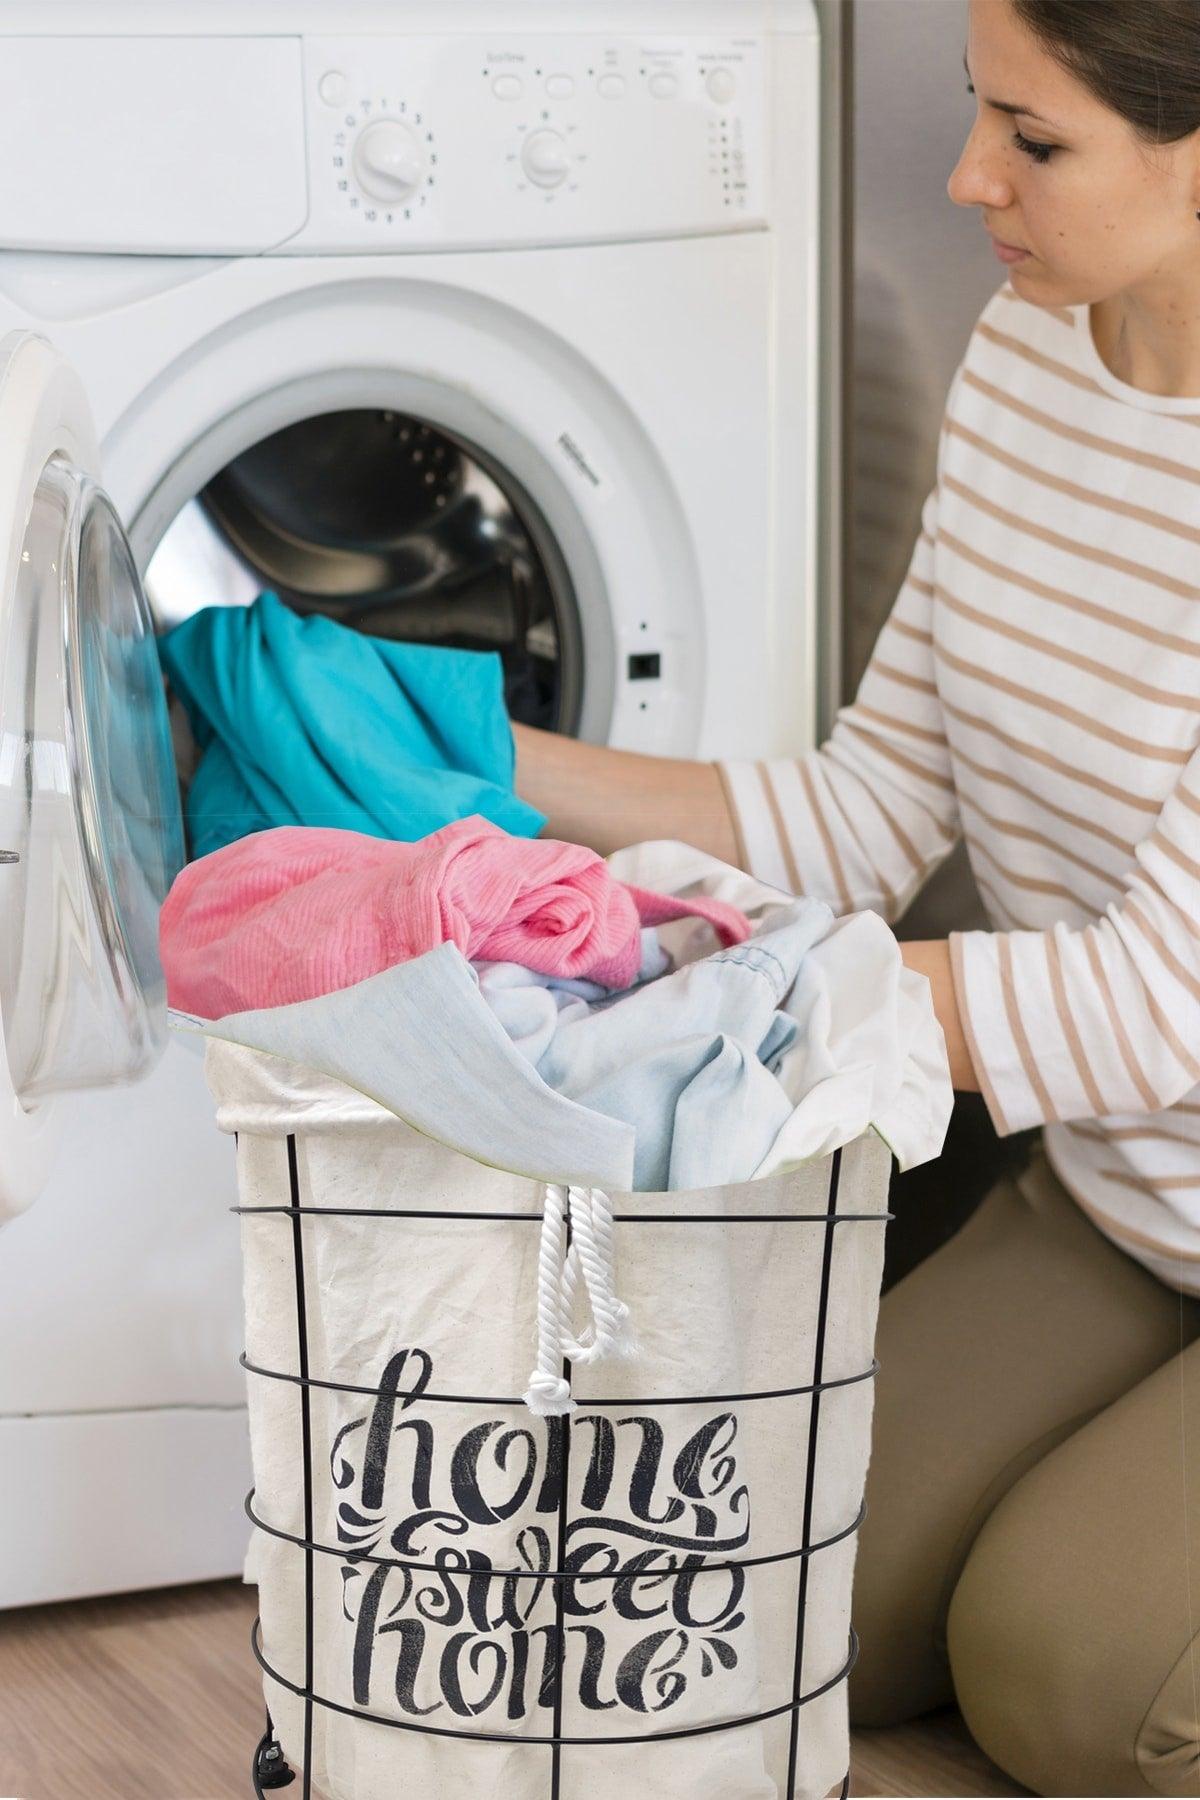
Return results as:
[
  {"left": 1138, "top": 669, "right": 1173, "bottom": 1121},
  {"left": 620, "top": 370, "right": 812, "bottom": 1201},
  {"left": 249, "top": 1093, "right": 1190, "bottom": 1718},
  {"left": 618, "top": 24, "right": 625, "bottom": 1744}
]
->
[{"left": 209, "top": 1040, "right": 892, "bottom": 1800}]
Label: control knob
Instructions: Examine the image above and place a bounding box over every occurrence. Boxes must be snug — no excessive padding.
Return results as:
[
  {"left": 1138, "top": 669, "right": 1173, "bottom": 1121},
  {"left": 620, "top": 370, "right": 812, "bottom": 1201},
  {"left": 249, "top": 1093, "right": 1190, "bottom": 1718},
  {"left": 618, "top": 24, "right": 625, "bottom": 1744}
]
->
[
  {"left": 352, "top": 119, "right": 427, "bottom": 203},
  {"left": 521, "top": 128, "right": 570, "bottom": 189}
]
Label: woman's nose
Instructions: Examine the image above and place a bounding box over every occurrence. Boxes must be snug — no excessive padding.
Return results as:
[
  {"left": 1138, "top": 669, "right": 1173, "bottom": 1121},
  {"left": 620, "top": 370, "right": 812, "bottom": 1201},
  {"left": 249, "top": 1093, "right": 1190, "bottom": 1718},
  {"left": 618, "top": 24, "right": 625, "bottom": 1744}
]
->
[{"left": 947, "top": 121, "right": 1012, "bottom": 211}]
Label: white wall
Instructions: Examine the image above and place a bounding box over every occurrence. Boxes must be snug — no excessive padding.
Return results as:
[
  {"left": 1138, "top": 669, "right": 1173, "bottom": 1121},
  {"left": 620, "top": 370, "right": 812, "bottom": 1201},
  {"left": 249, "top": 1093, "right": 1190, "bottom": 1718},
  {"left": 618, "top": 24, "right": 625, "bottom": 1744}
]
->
[{"left": 850, "top": 0, "right": 1000, "bottom": 683}]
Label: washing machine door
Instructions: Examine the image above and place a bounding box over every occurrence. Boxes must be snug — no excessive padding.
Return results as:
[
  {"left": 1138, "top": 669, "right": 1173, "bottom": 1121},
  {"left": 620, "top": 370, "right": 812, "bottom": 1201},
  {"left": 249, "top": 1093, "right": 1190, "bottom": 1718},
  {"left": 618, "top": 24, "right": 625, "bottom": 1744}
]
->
[{"left": 0, "top": 332, "right": 185, "bottom": 1220}]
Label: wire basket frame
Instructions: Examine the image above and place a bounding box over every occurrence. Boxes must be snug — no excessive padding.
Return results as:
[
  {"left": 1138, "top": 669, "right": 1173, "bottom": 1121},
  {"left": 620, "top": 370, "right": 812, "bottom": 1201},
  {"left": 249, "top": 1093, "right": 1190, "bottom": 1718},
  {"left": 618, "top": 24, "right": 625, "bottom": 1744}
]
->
[{"left": 240, "top": 1136, "right": 886, "bottom": 1799}]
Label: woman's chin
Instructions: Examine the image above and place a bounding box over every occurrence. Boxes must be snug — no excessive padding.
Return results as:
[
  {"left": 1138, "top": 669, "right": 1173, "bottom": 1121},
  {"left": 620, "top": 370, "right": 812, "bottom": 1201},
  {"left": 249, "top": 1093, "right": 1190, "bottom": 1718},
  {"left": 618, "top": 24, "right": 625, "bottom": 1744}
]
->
[
  {"left": 1005, "top": 258, "right": 1038, "bottom": 289},
  {"left": 1006, "top": 263, "right": 1062, "bottom": 305},
  {"left": 1008, "top": 261, "right": 1094, "bottom": 313}
]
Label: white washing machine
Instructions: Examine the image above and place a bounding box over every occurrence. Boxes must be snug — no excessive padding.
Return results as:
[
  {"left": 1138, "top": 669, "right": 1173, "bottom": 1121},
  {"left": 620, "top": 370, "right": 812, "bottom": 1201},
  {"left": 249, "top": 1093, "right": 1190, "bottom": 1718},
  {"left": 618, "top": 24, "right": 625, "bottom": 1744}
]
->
[{"left": 0, "top": 0, "right": 821, "bottom": 1605}]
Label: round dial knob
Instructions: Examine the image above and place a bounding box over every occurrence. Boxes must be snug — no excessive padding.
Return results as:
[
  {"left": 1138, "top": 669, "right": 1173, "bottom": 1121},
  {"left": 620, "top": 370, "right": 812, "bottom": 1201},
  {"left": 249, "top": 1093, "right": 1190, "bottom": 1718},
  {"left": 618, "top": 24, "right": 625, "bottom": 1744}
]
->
[
  {"left": 521, "top": 128, "right": 570, "bottom": 189},
  {"left": 352, "top": 119, "right": 426, "bottom": 203}
]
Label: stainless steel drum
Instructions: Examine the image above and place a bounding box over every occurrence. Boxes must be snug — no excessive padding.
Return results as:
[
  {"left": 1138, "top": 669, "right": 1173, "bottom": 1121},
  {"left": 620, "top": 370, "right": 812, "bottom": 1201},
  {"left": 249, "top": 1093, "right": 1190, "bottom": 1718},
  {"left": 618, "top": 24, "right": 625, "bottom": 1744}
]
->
[{"left": 153, "top": 409, "right": 583, "bottom": 735}]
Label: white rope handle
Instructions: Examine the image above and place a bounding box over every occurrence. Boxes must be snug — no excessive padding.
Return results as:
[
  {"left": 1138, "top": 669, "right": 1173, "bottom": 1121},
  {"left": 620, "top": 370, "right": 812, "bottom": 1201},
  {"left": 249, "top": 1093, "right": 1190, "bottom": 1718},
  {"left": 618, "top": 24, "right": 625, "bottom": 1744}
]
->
[
  {"left": 522, "top": 1183, "right": 636, "bottom": 1417},
  {"left": 564, "top": 1185, "right": 634, "bottom": 1364},
  {"left": 522, "top": 1183, "right": 575, "bottom": 1417}
]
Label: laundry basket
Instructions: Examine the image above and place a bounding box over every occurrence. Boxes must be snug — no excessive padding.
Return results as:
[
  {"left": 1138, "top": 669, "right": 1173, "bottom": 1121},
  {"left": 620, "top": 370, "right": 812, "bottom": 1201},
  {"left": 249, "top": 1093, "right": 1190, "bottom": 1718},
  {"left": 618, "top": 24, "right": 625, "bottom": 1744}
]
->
[{"left": 211, "top": 1038, "right": 892, "bottom": 1800}]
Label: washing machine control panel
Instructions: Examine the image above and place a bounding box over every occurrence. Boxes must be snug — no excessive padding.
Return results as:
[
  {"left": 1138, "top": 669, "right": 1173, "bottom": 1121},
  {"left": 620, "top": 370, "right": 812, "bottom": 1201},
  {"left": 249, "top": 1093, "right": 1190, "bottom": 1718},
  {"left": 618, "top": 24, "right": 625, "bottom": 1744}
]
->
[{"left": 293, "top": 33, "right": 771, "bottom": 252}]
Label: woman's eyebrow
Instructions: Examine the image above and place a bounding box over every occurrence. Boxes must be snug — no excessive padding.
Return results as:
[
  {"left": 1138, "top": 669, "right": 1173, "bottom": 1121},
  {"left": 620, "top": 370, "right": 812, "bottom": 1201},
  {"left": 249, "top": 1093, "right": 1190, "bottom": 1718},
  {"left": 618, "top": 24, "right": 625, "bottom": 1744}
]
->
[{"left": 963, "top": 50, "right": 1063, "bottom": 128}]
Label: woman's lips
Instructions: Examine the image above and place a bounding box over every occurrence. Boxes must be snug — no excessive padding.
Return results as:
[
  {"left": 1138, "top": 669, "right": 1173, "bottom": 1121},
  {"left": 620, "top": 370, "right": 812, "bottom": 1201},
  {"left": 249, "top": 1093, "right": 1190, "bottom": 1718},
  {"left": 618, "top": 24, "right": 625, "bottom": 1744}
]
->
[{"left": 990, "top": 235, "right": 1030, "bottom": 265}]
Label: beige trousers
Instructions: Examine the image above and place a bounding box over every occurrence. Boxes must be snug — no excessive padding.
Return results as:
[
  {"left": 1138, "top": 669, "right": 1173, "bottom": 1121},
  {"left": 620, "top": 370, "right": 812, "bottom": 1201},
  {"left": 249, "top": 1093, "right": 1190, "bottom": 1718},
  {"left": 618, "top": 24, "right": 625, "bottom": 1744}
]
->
[{"left": 848, "top": 1143, "right": 1200, "bottom": 1797}]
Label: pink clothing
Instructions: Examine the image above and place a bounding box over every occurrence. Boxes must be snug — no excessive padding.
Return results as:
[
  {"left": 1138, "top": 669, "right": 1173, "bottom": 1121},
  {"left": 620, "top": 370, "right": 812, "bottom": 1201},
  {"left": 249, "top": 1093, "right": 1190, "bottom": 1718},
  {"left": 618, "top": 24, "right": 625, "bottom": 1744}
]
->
[{"left": 161, "top": 817, "right": 751, "bottom": 1019}]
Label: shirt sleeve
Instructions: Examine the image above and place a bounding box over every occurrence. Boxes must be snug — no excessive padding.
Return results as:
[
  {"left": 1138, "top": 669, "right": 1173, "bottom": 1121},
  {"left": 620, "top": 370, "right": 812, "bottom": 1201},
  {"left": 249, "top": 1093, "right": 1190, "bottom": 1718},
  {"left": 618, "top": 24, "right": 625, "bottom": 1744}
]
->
[
  {"left": 716, "top": 485, "right": 962, "bottom": 921},
  {"left": 949, "top": 756, "right": 1200, "bottom": 1135}
]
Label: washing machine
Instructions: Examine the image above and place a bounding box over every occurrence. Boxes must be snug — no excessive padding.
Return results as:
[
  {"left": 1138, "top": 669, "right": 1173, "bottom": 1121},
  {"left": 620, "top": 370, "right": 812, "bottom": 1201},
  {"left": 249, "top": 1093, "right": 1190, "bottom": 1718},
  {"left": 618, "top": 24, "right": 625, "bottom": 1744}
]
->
[{"left": 0, "top": 0, "right": 821, "bottom": 1606}]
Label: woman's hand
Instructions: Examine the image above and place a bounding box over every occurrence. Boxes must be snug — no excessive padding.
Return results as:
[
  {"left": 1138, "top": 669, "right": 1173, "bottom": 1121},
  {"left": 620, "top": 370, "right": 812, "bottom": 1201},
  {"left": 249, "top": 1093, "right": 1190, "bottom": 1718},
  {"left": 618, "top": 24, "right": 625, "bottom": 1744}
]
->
[{"left": 900, "top": 938, "right": 980, "bottom": 1092}]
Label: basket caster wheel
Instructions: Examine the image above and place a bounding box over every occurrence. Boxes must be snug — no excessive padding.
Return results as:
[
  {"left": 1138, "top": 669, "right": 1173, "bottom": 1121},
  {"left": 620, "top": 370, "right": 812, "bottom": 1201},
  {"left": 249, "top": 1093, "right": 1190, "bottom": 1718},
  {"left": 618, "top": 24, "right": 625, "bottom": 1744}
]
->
[{"left": 254, "top": 1728, "right": 296, "bottom": 1790}]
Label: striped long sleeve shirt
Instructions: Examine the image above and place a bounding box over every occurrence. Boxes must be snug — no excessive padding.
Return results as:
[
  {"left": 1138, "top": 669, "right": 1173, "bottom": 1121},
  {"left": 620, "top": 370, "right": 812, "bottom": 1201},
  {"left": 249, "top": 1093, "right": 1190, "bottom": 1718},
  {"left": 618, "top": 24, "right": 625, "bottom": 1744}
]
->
[{"left": 718, "top": 283, "right": 1200, "bottom": 1292}]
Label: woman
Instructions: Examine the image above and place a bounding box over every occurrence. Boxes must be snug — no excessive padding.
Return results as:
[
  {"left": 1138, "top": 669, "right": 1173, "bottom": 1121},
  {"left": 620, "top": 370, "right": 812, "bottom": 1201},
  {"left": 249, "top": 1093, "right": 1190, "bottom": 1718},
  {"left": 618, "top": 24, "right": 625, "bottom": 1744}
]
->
[{"left": 513, "top": 2, "right": 1200, "bottom": 1792}]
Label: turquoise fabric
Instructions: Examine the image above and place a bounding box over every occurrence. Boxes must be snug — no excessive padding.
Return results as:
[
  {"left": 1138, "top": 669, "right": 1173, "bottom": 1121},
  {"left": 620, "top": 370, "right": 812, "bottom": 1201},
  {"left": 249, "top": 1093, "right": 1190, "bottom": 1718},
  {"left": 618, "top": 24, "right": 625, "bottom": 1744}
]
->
[{"left": 157, "top": 591, "right": 545, "bottom": 861}]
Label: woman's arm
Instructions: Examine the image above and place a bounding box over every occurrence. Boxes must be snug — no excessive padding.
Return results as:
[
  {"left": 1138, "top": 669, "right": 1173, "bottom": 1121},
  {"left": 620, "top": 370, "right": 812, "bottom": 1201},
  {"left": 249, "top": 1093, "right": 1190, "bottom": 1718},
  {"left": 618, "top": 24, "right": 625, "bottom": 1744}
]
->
[
  {"left": 901, "top": 939, "right": 981, "bottom": 1092},
  {"left": 513, "top": 722, "right": 740, "bottom": 863},
  {"left": 950, "top": 748, "right": 1200, "bottom": 1133}
]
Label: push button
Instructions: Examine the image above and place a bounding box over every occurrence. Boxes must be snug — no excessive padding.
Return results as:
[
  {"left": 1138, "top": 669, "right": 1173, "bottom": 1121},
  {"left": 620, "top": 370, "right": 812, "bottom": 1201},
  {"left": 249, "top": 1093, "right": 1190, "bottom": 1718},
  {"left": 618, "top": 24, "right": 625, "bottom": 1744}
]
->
[
  {"left": 545, "top": 73, "right": 575, "bottom": 99},
  {"left": 706, "top": 67, "right": 737, "bottom": 103},
  {"left": 493, "top": 73, "right": 523, "bottom": 101},
  {"left": 597, "top": 73, "right": 626, "bottom": 99},
  {"left": 648, "top": 70, "right": 679, "bottom": 99},
  {"left": 318, "top": 69, "right": 347, "bottom": 107}
]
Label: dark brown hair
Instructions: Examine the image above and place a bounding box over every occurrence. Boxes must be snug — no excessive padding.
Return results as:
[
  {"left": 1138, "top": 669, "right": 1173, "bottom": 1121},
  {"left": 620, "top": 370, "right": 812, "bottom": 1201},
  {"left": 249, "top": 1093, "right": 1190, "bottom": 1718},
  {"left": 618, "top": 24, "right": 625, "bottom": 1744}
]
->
[{"left": 1013, "top": 0, "right": 1200, "bottom": 143}]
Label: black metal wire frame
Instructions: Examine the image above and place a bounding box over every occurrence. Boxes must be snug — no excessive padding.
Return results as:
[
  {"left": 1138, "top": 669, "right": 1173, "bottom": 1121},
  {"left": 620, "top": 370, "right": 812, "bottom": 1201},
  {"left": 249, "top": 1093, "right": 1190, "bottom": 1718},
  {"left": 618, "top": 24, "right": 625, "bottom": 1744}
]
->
[{"left": 243, "top": 1138, "right": 885, "bottom": 1797}]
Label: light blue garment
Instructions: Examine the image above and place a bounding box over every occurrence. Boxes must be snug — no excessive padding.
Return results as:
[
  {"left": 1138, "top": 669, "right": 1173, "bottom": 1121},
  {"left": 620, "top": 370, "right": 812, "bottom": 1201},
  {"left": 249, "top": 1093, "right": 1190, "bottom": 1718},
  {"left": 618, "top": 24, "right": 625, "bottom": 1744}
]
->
[
  {"left": 533, "top": 909, "right": 830, "bottom": 1189},
  {"left": 472, "top": 929, "right": 669, "bottom": 1063},
  {"left": 193, "top": 940, "right": 636, "bottom": 1191},
  {"left": 194, "top": 899, "right": 833, "bottom": 1194},
  {"left": 157, "top": 590, "right": 545, "bottom": 860}
]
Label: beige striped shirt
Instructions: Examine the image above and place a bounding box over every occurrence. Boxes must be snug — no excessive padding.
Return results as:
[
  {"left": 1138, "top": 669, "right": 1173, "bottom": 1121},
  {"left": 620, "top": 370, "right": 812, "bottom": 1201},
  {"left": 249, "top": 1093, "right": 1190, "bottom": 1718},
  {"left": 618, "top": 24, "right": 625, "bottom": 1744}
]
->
[{"left": 719, "top": 283, "right": 1200, "bottom": 1291}]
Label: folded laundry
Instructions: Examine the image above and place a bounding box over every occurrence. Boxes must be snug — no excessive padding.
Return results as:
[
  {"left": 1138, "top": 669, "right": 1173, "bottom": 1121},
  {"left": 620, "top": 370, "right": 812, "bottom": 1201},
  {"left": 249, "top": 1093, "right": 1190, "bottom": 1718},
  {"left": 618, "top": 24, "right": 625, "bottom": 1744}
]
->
[
  {"left": 160, "top": 816, "right": 751, "bottom": 1018},
  {"left": 157, "top": 589, "right": 545, "bottom": 860}
]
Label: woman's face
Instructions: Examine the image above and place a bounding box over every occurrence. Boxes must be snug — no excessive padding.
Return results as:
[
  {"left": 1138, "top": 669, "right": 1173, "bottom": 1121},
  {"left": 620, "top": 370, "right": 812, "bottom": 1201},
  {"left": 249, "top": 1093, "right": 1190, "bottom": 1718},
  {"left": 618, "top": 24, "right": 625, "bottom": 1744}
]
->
[{"left": 949, "top": 0, "right": 1200, "bottom": 310}]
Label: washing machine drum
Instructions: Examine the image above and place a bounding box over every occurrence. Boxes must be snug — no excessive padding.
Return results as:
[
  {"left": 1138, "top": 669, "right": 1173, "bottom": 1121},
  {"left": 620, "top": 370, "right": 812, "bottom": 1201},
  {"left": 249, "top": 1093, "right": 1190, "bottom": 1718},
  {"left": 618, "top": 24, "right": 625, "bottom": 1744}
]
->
[{"left": 198, "top": 410, "right": 580, "bottom": 734}]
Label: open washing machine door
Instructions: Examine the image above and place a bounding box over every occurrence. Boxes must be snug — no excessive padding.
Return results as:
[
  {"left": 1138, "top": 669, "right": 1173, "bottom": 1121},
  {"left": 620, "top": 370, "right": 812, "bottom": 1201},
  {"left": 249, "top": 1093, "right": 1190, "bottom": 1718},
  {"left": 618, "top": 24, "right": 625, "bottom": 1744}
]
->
[{"left": 0, "top": 333, "right": 185, "bottom": 1221}]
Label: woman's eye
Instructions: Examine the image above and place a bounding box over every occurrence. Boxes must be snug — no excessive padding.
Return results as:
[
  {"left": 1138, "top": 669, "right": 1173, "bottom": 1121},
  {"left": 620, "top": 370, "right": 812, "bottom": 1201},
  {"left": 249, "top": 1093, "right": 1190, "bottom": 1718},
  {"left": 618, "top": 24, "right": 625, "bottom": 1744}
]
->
[{"left": 1013, "top": 128, "right": 1055, "bottom": 164}]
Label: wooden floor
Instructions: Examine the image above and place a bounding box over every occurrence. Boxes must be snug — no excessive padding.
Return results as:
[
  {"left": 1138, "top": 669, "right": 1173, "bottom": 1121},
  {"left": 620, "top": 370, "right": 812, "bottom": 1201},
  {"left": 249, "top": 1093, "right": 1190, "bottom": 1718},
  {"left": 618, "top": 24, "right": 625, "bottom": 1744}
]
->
[{"left": 0, "top": 1581, "right": 1026, "bottom": 1800}]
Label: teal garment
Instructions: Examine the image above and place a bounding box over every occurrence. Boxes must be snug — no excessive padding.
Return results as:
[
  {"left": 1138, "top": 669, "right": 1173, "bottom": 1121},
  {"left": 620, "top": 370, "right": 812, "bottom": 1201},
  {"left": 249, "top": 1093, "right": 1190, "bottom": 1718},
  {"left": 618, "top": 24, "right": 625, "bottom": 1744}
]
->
[{"left": 157, "top": 591, "right": 545, "bottom": 861}]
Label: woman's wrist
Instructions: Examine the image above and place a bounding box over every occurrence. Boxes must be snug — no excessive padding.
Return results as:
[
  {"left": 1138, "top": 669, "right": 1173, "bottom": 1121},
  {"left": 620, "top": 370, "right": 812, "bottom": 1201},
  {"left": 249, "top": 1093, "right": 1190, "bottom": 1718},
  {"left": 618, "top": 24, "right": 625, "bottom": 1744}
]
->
[{"left": 900, "top": 938, "right": 980, "bottom": 1091}]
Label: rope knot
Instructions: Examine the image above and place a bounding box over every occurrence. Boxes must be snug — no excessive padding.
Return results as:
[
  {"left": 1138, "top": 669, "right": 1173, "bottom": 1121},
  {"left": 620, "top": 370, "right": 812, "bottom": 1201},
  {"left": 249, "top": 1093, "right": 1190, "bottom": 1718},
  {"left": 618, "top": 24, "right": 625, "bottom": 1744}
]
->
[{"left": 521, "top": 1371, "right": 576, "bottom": 1417}]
